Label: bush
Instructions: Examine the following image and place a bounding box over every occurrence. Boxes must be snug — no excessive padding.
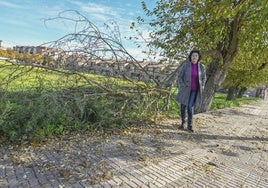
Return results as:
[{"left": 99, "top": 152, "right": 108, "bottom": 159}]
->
[{"left": 0, "top": 88, "right": 151, "bottom": 143}]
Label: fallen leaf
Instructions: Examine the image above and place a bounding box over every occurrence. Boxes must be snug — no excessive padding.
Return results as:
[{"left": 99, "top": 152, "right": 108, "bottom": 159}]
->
[
  {"left": 207, "top": 162, "right": 218, "bottom": 167},
  {"left": 102, "top": 171, "right": 113, "bottom": 180}
]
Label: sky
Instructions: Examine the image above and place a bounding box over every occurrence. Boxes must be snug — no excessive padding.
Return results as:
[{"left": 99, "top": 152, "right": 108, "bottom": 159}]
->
[{"left": 0, "top": 0, "right": 157, "bottom": 60}]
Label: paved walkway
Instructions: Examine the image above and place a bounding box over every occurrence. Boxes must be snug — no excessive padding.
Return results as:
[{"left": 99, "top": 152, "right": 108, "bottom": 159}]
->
[{"left": 1, "top": 99, "right": 268, "bottom": 188}]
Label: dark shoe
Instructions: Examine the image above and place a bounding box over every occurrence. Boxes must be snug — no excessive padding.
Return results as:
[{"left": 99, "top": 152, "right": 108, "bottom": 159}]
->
[
  {"left": 187, "top": 127, "right": 194, "bottom": 132},
  {"left": 178, "top": 123, "right": 184, "bottom": 130}
]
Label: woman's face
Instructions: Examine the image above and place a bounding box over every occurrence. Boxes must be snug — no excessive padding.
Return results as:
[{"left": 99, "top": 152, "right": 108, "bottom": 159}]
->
[{"left": 191, "top": 52, "right": 199, "bottom": 64}]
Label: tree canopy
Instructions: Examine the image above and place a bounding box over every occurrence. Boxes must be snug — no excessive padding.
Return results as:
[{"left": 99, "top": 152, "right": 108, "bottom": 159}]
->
[
  {"left": 139, "top": 0, "right": 268, "bottom": 111},
  {"left": 224, "top": 46, "right": 268, "bottom": 89},
  {"left": 140, "top": 0, "right": 267, "bottom": 58}
]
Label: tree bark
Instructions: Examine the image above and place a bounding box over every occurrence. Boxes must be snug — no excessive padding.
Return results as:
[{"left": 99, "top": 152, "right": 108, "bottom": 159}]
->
[
  {"left": 198, "top": 59, "right": 227, "bottom": 113},
  {"left": 198, "top": 12, "right": 243, "bottom": 112},
  {"left": 255, "top": 87, "right": 266, "bottom": 99},
  {"left": 237, "top": 87, "right": 247, "bottom": 98},
  {"left": 226, "top": 86, "right": 238, "bottom": 100}
]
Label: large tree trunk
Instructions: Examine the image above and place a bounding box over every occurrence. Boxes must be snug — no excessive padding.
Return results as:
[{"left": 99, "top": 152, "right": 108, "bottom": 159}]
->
[
  {"left": 199, "top": 12, "right": 242, "bottom": 112},
  {"left": 226, "top": 86, "right": 238, "bottom": 100},
  {"left": 198, "top": 59, "right": 227, "bottom": 112},
  {"left": 237, "top": 87, "right": 247, "bottom": 98},
  {"left": 255, "top": 86, "right": 266, "bottom": 99}
]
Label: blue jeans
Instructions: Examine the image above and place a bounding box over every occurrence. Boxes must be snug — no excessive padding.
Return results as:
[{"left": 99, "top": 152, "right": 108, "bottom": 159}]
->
[{"left": 181, "top": 90, "right": 197, "bottom": 127}]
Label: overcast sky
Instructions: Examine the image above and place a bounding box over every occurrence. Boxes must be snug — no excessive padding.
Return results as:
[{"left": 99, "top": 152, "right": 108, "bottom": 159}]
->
[{"left": 0, "top": 0, "right": 157, "bottom": 60}]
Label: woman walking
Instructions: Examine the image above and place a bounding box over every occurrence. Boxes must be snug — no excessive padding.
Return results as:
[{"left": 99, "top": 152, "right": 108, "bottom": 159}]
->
[{"left": 176, "top": 50, "right": 206, "bottom": 132}]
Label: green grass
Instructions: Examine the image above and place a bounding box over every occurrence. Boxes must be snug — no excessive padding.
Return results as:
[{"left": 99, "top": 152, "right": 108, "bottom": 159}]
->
[
  {"left": 0, "top": 61, "right": 260, "bottom": 144},
  {"left": 210, "top": 93, "right": 259, "bottom": 110},
  {"left": 0, "top": 61, "right": 155, "bottom": 143},
  {"left": 160, "top": 92, "right": 259, "bottom": 120},
  {"left": 0, "top": 61, "right": 145, "bottom": 91}
]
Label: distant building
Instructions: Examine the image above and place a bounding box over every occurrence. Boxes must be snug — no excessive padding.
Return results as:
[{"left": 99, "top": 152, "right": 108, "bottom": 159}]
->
[
  {"left": 0, "top": 40, "right": 6, "bottom": 50},
  {"left": 13, "top": 45, "right": 48, "bottom": 55},
  {"left": 13, "top": 45, "right": 66, "bottom": 62},
  {"left": 11, "top": 45, "right": 183, "bottom": 83}
]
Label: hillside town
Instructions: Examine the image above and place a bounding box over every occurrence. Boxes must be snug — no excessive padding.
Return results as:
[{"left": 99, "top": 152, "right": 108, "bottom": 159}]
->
[
  {"left": 2, "top": 44, "right": 180, "bottom": 84},
  {"left": 0, "top": 42, "right": 267, "bottom": 99}
]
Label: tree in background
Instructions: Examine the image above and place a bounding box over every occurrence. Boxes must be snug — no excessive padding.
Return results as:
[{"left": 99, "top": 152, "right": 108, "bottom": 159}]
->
[
  {"left": 0, "top": 48, "right": 44, "bottom": 64},
  {"left": 223, "top": 47, "right": 268, "bottom": 100},
  {"left": 0, "top": 49, "right": 7, "bottom": 57},
  {"left": 138, "top": 0, "right": 267, "bottom": 112}
]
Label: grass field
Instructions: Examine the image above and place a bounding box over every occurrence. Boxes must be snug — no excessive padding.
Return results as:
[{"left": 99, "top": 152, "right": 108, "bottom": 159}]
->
[{"left": 0, "top": 61, "right": 259, "bottom": 143}]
